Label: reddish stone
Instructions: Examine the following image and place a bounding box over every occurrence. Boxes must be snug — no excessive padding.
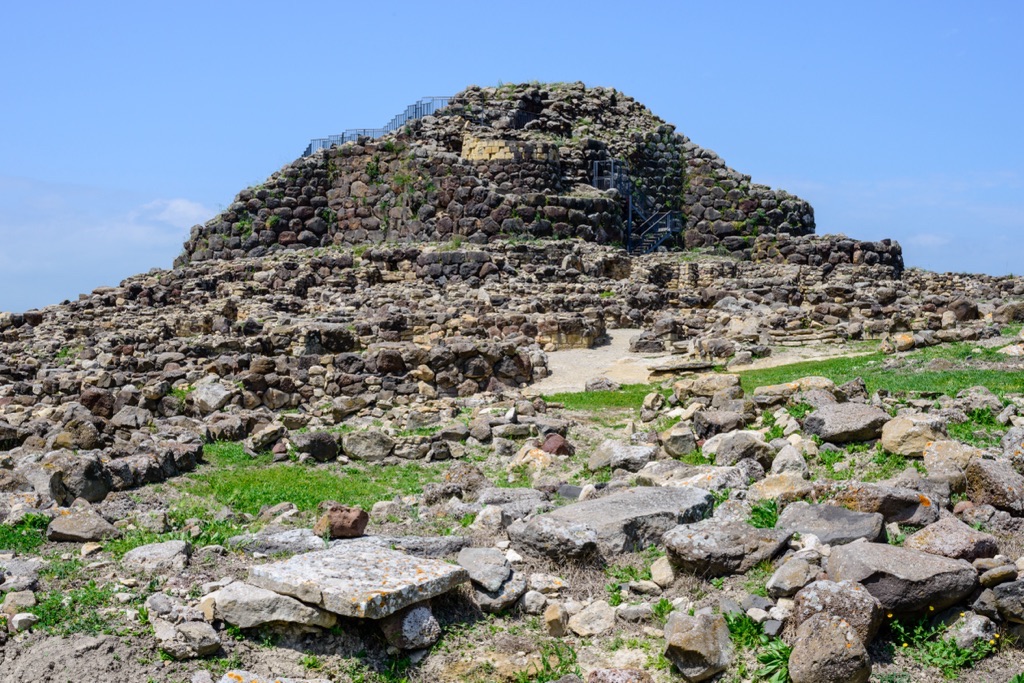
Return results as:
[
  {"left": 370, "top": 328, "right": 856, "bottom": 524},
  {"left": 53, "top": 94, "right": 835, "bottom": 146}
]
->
[
  {"left": 313, "top": 502, "right": 369, "bottom": 539},
  {"left": 541, "top": 433, "right": 574, "bottom": 456}
]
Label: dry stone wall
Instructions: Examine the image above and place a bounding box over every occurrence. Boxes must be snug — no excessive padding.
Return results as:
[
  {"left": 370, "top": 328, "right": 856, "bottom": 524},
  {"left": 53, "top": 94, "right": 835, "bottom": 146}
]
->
[{"left": 177, "top": 82, "right": 817, "bottom": 266}]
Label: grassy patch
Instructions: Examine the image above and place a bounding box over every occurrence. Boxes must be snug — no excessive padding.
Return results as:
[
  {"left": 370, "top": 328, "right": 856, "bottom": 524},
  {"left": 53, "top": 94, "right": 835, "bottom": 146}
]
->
[
  {"left": 737, "top": 343, "right": 1024, "bottom": 397},
  {"left": 947, "top": 408, "right": 1006, "bottom": 448},
  {"left": 204, "top": 441, "right": 272, "bottom": 468},
  {"left": 0, "top": 513, "right": 50, "bottom": 553},
  {"left": 186, "top": 462, "right": 439, "bottom": 516},
  {"left": 29, "top": 580, "right": 120, "bottom": 635},
  {"left": 725, "top": 611, "right": 764, "bottom": 651},
  {"left": 679, "top": 447, "right": 714, "bottom": 466},
  {"left": 742, "top": 559, "right": 776, "bottom": 598},
  {"left": 514, "top": 640, "right": 581, "bottom": 683},
  {"left": 542, "top": 383, "right": 668, "bottom": 412},
  {"left": 747, "top": 499, "right": 778, "bottom": 529},
  {"left": 862, "top": 447, "right": 925, "bottom": 482},
  {"left": 887, "top": 615, "right": 1000, "bottom": 678}
]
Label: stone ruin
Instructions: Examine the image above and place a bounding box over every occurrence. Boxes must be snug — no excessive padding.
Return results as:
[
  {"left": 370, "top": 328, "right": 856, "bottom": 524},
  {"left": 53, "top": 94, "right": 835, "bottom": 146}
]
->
[{"left": 2, "top": 82, "right": 1024, "bottom": 682}]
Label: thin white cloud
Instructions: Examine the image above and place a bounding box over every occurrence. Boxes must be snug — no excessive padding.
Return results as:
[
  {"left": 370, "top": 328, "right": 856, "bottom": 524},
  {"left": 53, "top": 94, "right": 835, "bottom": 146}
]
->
[
  {"left": 135, "top": 198, "right": 215, "bottom": 229},
  {"left": 904, "top": 233, "right": 951, "bottom": 248},
  {"left": 0, "top": 175, "right": 217, "bottom": 311}
]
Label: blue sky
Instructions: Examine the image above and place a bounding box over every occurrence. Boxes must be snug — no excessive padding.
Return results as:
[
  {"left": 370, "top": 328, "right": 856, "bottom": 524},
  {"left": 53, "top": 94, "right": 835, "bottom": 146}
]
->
[{"left": 1, "top": 1, "right": 1021, "bottom": 312}]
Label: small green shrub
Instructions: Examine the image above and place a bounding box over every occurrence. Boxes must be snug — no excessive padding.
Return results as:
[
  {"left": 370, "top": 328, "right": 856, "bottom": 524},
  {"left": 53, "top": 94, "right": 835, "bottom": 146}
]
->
[
  {"left": 743, "top": 559, "right": 775, "bottom": 598},
  {"left": 747, "top": 499, "right": 778, "bottom": 529},
  {"left": 725, "top": 611, "right": 763, "bottom": 651},
  {"left": 0, "top": 514, "right": 50, "bottom": 554},
  {"left": 652, "top": 598, "right": 674, "bottom": 624},
  {"left": 754, "top": 637, "right": 792, "bottom": 683},
  {"left": 29, "top": 580, "right": 119, "bottom": 635},
  {"left": 514, "top": 641, "right": 581, "bottom": 683},
  {"left": 786, "top": 402, "right": 814, "bottom": 420},
  {"left": 888, "top": 615, "right": 999, "bottom": 678},
  {"left": 300, "top": 652, "right": 324, "bottom": 670}
]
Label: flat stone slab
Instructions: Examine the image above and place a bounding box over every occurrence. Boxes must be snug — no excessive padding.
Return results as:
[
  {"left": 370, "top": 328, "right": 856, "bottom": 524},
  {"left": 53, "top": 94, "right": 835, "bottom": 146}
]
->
[
  {"left": 330, "top": 534, "right": 470, "bottom": 558},
  {"left": 509, "top": 486, "right": 713, "bottom": 560},
  {"left": 219, "top": 673, "right": 331, "bottom": 683},
  {"left": 828, "top": 541, "right": 977, "bottom": 614},
  {"left": 248, "top": 540, "right": 468, "bottom": 619},
  {"left": 776, "top": 501, "right": 884, "bottom": 545}
]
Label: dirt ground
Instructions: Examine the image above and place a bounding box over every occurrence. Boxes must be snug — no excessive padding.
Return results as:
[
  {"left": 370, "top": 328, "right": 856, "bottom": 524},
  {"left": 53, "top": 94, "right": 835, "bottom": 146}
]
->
[{"left": 531, "top": 329, "right": 879, "bottom": 394}]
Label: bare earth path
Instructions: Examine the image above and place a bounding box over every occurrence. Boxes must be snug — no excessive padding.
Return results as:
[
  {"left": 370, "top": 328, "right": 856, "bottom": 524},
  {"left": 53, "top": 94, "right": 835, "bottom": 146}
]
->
[{"left": 530, "top": 328, "right": 880, "bottom": 395}]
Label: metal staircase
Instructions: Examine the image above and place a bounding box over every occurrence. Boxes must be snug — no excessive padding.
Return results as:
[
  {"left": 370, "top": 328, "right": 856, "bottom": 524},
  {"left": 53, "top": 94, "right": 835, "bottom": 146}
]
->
[
  {"left": 303, "top": 96, "right": 451, "bottom": 156},
  {"left": 591, "top": 159, "right": 683, "bottom": 255}
]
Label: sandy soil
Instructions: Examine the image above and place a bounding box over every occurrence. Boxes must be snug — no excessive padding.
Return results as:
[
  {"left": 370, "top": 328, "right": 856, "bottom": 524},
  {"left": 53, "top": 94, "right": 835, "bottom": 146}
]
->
[{"left": 530, "top": 328, "right": 879, "bottom": 394}]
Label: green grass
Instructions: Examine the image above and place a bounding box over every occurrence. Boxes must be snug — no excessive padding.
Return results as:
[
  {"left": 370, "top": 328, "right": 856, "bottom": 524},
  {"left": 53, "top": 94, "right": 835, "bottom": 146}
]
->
[
  {"left": 947, "top": 407, "right": 1006, "bottom": 448},
  {"left": 887, "top": 615, "right": 999, "bottom": 678},
  {"left": 862, "top": 447, "right": 925, "bottom": 482},
  {"left": 747, "top": 499, "right": 778, "bottom": 529},
  {"left": 0, "top": 513, "right": 50, "bottom": 553},
  {"left": 38, "top": 556, "right": 84, "bottom": 582},
  {"left": 725, "top": 611, "right": 764, "bottom": 651},
  {"left": 742, "top": 559, "right": 776, "bottom": 598},
  {"left": 754, "top": 637, "right": 792, "bottom": 683},
  {"left": 203, "top": 441, "right": 272, "bottom": 467},
  {"left": 514, "top": 641, "right": 581, "bottom": 683},
  {"left": 542, "top": 383, "right": 668, "bottom": 411},
  {"left": 737, "top": 342, "right": 1024, "bottom": 397},
  {"left": 28, "top": 580, "right": 120, "bottom": 635},
  {"left": 786, "top": 401, "right": 814, "bottom": 420},
  {"left": 186, "top": 461, "right": 439, "bottom": 516},
  {"left": 652, "top": 597, "right": 674, "bottom": 624},
  {"left": 679, "top": 447, "right": 714, "bottom": 466}
]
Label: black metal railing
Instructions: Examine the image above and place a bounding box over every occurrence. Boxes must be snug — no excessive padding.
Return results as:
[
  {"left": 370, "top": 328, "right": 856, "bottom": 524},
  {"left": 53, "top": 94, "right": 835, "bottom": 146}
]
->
[
  {"left": 591, "top": 159, "right": 683, "bottom": 255},
  {"left": 303, "top": 96, "right": 451, "bottom": 156}
]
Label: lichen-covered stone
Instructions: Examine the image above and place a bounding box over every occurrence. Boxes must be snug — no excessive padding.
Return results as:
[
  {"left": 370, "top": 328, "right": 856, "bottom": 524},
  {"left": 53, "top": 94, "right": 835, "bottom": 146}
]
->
[{"left": 248, "top": 540, "right": 468, "bottom": 619}]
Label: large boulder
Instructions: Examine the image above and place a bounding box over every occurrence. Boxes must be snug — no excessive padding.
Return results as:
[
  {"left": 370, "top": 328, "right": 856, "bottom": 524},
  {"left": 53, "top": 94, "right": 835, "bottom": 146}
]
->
[
  {"left": 829, "top": 483, "right": 939, "bottom": 526},
  {"left": 993, "top": 580, "right": 1024, "bottom": 623},
  {"left": 227, "top": 528, "right": 328, "bottom": 554},
  {"left": 661, "top": 425, "right": 698, "bottom": 458},
  {"left": 793, "top": 580, "right": 884, "bottom": 644},
  {"left": 342, "top": 430, "right": 395, "bottom": 461},
  {"left": 380, "top": 603, "right": 442, "bottom": 649},
  {"left": 693, "top": 410, "right": 746, "bottom": 439},
  {"left": 776, "top": 502, "right": 883, "bottom": 545},
  {"left": 509, "top": 487, "right": 712, "bottom": 561},
  {"left": 965, "top": 458, "right": 1024, "bottom": 515},
  {"left": 880, "top": 415, "right": 947, "bottom": 457},
  {"left": 457, "top": 547, "right": 511, "bottom": 593},
  {"left": 904, "top": 515, "right": 998, "bottom": 561},
  {"left": 122, "top": 540, "right": 191, "bottom": 571},
  {"left": 474, "top": 570, "right": 527, "bottom": 614},
  {"left": 588, "top": 440, "right": 656, "bottom": 472},
  {"left": 788, "top": 614, "right": 871, "bottom": 683},
  {"left": 46, "top": 509, "right": 120, "bottom": 542},
  {"left": 923, "top": 440, "right": 982, "bottom": 491},
  {"left": 312, "top": 503, "right": 368, "bottom": 539},
  {"left": 803, "top": 404, "right": 889, "bottom": 444},
  {"left": 663, "top": 612, "right": 734, "bottom": 682},
  {"left": 191, "top": 378, "right": 236, "bottom": 414},
  {"left": 828, "top": 542, "right": 977, "bottom": 614},
  {"left": 249, "top": 539, "right": 468, "bottom": 619},
  {"left": 207, "top": 581, "right": 336, "bottom": 628},
  {"left": 291, "top": 431, "right": 339, "bottom": 462},
  {"left": 568, "top": 599, "right": 616, "bottom": 637},
  {"left": 674, "top": 374, "right": 741, "bottom": 401},
  {"left": 662, "top": 519, "right": 791, "bottom": 576},
  {"left": 707, "top": 431, "right": 774, "bottom": 468}
]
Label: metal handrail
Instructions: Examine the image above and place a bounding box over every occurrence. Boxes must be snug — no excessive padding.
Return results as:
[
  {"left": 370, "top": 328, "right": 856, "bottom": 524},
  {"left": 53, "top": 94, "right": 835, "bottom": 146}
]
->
[
  {"left": 303, "top": 96, "right": 451, "bottom": 156},
  {"left": 591, "top": 158, "right": 683, "bottom": 254}
]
